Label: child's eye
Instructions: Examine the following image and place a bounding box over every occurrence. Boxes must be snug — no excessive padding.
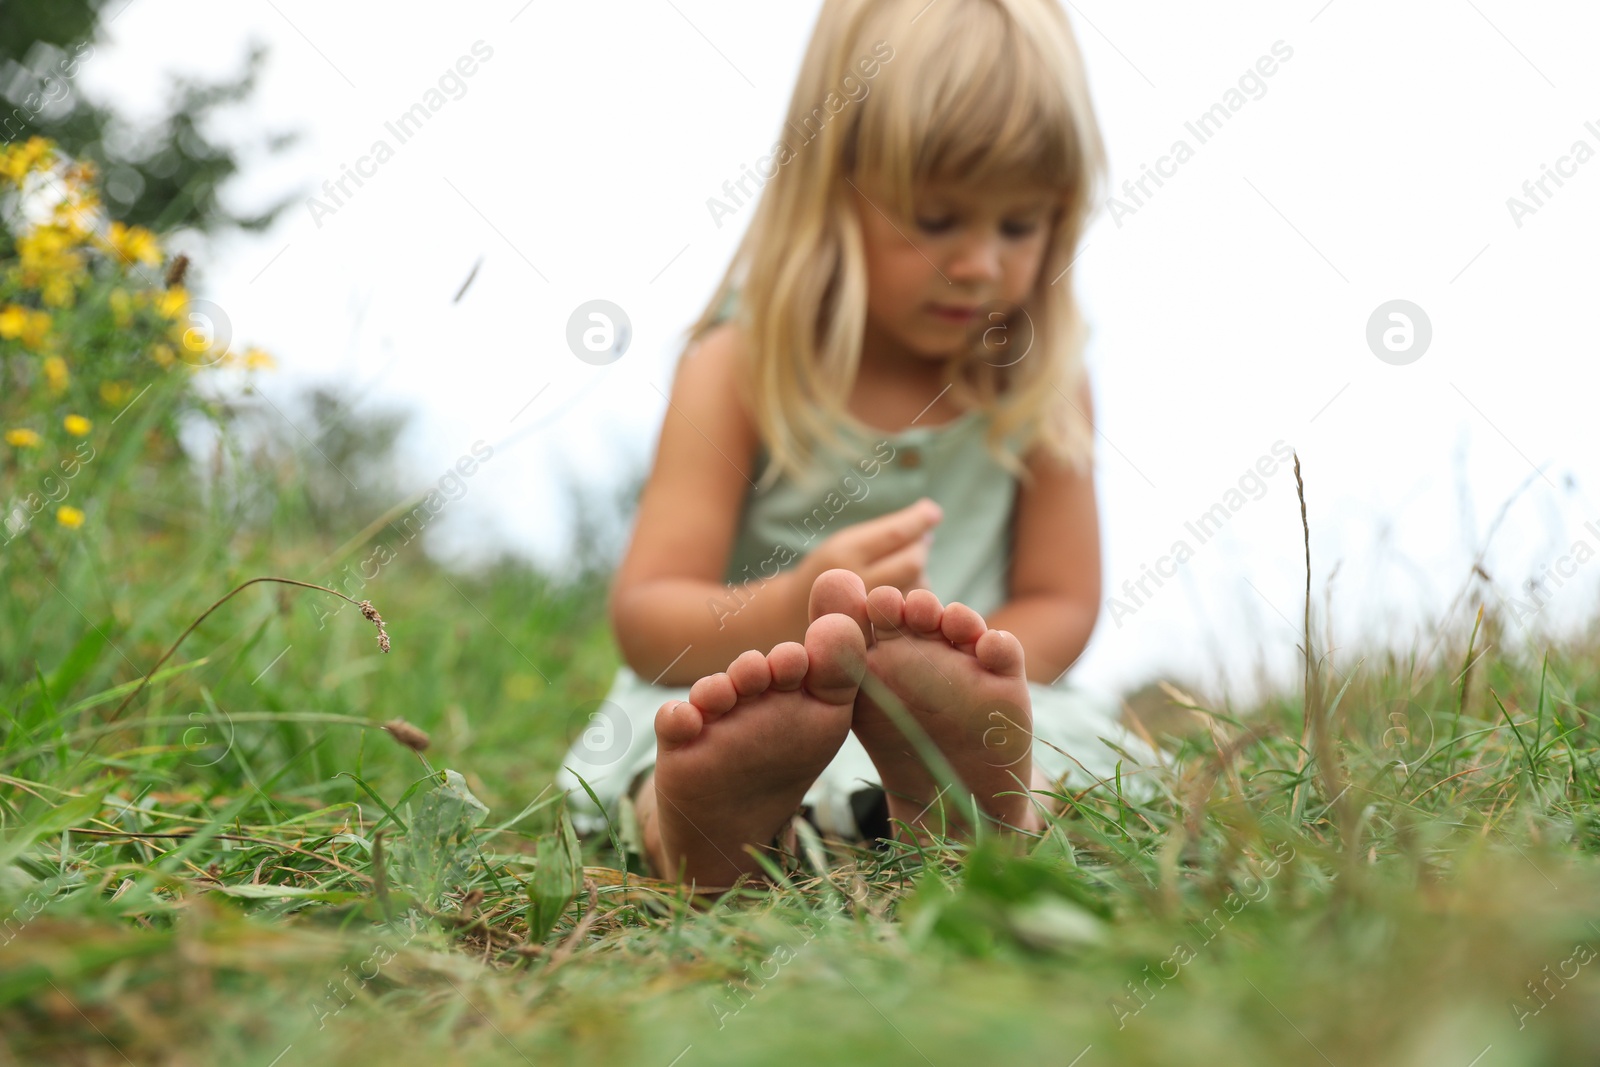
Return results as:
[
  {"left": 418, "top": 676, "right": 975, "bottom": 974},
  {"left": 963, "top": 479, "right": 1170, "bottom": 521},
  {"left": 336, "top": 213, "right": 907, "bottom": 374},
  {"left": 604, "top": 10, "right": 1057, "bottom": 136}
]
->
[{"left": 913, "top": 215, "right": 1045, "bottom": 237}]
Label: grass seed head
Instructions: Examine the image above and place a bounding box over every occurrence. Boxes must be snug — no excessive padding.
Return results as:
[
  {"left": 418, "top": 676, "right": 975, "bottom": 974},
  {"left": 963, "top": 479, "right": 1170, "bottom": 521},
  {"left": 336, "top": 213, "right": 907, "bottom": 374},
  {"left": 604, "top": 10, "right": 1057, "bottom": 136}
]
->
[
  {"left": 383, "top": 718, "right": 430, "bottom": 752},
  {"left": 358, "top": 599, "right": 391, "bottom": 653}
]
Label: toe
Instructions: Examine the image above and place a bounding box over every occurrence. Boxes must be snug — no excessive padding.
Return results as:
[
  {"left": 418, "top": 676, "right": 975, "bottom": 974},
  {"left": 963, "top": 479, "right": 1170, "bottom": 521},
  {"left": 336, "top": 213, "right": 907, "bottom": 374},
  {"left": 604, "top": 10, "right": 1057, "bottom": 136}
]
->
[
  {"left": 975, "top": 628, "right": 1027, "bottom": 679},
  {"left": 802, "top": 613, "right": 867, "bottom": 706},
  {"left": 654, "top": 699, "right": 703, "bottom": 749},
  {"left": 727, "top": 649, "right": 772, "bottom": 698},
  {"left": 940, "top": 602, "right": 987, "bottom": 647},
  {"left": 904, "top": 588, "right": 945, "bottom": 634},
  {"left": 809, "top": 568, "right": 871, "bottom": 644},
  {"left": 866, "top": 585, "right": 907, "bottom": 640},
  {"left": 768, "top": 641, "right": 808, "bottom": 690},
  {"left": 687, "top": 671, "right": 738, "bottom": 719}
]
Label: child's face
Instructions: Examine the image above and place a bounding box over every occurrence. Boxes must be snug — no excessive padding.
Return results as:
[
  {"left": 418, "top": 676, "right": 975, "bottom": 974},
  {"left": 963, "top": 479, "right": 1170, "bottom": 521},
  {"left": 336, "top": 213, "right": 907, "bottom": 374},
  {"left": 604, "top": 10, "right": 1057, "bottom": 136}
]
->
[{"left": 850, "top": 174, "right": 1060, "bottom": 361}]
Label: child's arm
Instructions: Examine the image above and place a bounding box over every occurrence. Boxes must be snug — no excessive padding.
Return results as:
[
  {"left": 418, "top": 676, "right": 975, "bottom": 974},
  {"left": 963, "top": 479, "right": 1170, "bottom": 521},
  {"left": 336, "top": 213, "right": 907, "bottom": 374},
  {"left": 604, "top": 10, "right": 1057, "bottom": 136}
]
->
[
  {"left": 986, "top": 377, "right": 1102, "bottom": 684},
  {"left": 608, "top": 325, "right": 940, "bottom": 687}
]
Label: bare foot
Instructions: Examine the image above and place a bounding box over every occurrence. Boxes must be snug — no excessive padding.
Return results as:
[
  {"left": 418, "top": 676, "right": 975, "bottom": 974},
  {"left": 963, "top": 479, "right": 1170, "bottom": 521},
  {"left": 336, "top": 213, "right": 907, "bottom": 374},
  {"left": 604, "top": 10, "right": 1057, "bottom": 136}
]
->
[
  {"left": 849, "top": 584, "right": 1041, "bottom": 839},
  {"left": 642, "top": 606, "right": 866, "bottom": 887}
]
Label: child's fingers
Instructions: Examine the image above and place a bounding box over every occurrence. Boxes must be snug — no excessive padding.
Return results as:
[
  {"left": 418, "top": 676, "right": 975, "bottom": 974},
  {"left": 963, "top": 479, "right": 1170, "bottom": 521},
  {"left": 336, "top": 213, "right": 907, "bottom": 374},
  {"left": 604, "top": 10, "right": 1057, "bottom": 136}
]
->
[
  {"left": 852, "top": 499, "right": 941, "bottom": 561},
  {"left": 861, "top": 538, "right": 930, "bottom": 593}
]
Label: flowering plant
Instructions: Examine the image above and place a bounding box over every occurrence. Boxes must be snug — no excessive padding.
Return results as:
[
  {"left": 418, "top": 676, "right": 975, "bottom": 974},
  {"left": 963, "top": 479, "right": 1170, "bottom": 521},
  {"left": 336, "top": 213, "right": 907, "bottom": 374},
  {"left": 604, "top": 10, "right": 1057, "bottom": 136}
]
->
[{"left": 0, "top": 136, "right": 272, "bottom": 537}]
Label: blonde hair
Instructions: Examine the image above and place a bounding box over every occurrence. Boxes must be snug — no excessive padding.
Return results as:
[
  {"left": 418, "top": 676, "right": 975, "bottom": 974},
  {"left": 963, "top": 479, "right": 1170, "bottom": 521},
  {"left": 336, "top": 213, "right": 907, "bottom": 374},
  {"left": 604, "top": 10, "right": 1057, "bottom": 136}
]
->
[{"left": 683, "top": 0, "right": 1106, "bottom": 491}]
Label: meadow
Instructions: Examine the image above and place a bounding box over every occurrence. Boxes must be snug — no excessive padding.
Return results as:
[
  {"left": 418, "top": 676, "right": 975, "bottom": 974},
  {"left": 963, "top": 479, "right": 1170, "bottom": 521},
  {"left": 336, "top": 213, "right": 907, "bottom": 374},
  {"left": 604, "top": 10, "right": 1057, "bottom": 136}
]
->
[{"left": 4, "top": 138, "right": 1600, "bottom": 1066}]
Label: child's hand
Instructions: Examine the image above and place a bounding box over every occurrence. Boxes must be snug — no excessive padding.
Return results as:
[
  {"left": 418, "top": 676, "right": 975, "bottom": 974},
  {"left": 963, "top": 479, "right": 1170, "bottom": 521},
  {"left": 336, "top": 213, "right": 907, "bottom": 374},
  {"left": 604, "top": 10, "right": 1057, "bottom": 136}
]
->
[{"left": 798, "top": 498, "right": 942, "bottom": 596}]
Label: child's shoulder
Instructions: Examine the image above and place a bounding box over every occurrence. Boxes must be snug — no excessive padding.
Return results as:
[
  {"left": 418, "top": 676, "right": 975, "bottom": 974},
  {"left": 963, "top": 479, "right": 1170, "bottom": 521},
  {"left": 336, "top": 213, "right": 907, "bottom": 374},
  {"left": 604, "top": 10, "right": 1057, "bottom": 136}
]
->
[
  {"left": 678, "top": 320, "right": 748, "bottom": 398},
  {"left": 671, "top": 319, "right": 758, "bottom": 439}
]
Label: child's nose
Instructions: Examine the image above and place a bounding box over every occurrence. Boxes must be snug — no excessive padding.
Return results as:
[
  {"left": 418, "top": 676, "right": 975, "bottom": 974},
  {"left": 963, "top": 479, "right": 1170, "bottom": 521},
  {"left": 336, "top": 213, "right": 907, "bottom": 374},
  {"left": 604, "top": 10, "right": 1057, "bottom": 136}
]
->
[{"left": 947, "top": 233, "right": 1003, "bottom": 284}]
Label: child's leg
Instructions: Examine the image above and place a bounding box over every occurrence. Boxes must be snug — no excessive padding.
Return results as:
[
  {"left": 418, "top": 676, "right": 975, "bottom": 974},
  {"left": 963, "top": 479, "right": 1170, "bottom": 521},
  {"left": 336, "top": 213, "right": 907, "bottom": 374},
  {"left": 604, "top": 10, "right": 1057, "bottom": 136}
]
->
[{"left": 637, "top": 572, "right": 871, "bottom": 888}]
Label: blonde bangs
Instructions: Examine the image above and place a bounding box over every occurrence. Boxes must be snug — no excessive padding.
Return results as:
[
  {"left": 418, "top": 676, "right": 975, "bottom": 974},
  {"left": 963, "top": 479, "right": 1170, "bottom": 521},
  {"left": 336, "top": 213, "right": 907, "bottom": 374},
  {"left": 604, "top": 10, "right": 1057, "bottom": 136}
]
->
[{"left": 851, "top": 3, "right": 1085, "bottom": 213}]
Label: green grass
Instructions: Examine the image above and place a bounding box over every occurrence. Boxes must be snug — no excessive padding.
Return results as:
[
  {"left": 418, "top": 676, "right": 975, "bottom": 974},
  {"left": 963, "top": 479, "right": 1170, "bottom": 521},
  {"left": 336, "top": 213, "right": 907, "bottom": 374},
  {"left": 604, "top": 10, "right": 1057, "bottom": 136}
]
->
[{"left": 5, "top": 394, "right": 1600, "bottom": 1067}]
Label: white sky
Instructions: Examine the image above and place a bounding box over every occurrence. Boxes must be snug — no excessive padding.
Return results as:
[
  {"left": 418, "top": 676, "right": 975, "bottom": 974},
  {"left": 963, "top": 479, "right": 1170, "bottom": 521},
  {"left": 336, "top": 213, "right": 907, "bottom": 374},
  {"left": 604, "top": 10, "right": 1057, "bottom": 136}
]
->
[{"left": 80, "top": 0, "right": 1600, "bottom": 699}]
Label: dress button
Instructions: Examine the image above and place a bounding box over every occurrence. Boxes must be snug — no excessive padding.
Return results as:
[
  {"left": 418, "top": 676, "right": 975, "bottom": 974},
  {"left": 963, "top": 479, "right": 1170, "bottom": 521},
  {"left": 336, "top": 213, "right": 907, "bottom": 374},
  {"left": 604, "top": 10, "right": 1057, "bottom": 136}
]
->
[{"left": 899, "top": 447, "right": 922, "bottom": 469}]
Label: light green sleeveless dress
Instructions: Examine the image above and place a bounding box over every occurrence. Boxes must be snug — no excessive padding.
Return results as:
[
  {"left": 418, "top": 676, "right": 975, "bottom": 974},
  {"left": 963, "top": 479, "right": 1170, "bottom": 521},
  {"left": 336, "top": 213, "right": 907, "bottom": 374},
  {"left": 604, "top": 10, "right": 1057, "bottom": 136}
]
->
[{"left": 554, "top": 292, "right": 1161, "bottom": 840}]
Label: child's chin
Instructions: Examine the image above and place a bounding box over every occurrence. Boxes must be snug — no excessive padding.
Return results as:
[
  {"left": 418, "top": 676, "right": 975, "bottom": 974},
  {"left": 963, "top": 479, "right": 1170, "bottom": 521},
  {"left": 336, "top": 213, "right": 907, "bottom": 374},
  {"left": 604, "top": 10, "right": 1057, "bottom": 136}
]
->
[{"left": 906, "top": 335, "right": 970, "bottom": 360}]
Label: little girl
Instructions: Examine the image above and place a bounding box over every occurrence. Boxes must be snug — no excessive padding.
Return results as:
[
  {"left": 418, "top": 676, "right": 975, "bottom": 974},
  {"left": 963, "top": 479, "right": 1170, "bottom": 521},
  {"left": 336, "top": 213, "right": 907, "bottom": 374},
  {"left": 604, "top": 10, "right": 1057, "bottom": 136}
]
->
[{"left": 555, "top": 0, "right": 1160, "bottom": 887}]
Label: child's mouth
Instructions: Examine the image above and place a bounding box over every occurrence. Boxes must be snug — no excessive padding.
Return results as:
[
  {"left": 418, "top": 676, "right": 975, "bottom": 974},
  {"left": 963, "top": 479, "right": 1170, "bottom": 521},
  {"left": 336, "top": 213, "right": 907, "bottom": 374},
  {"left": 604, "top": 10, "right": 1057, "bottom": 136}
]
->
[{"left": 927, "top": 303, "right": 979, "bottom": 324}]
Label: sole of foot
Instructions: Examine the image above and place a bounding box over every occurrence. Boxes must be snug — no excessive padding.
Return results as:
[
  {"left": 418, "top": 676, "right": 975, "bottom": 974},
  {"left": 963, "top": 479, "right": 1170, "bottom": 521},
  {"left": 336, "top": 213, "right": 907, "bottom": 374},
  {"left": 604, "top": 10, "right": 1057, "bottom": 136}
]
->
[
  {"left": 820, "top": 578, "right": 1040, "bottom": 839},
  {"left": 647, "top": 605, "right": 866, "bottom": 887}
]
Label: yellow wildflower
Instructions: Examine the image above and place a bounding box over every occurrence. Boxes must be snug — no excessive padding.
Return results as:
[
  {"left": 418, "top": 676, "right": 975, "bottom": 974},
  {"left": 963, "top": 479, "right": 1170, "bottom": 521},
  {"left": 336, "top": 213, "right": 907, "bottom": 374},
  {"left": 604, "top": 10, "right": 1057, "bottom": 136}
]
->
[
  {"left": 104, "top": 221, "right": 162, "bottom": 268},
  {"left": 18, "top": 224, "right": 83, "bottom": 269},
  {"left": 151, "top": 343, "right": 176, "bottom": 368},
  {"left": 41, "top": 273, "right": 77, "bottom": 309},
  {"left": 53, "top": 184, "right": 101, "bottom": 239},
  {"left": 43, "top": 355, "right": 68, "bottom": 392},
  {"left": 56, "top": 506, "right": 85, "bottom": 529},
  {"left": 0, "top": 137, "right": 54, "bottom": 184},
  {"left": 16, "top": 225, "right": 86, "bottom": 300},
  {"left": 5, "top": 429, "right": 41, "bottom": 448},
  {"left": 243, "top": 347, "right": 277, "bottom": 371},
  {"left": 100, "top": 381, "right": 133, "bottom": 406},
  {"left": 3, "top": 310, "right": 54, "bottom": 350},
  {"left": 156, "top": 287, "right": 188, "bottom": 321},
  {"left": 64, "top": 414, "right": 91, "bottom": 436}
]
